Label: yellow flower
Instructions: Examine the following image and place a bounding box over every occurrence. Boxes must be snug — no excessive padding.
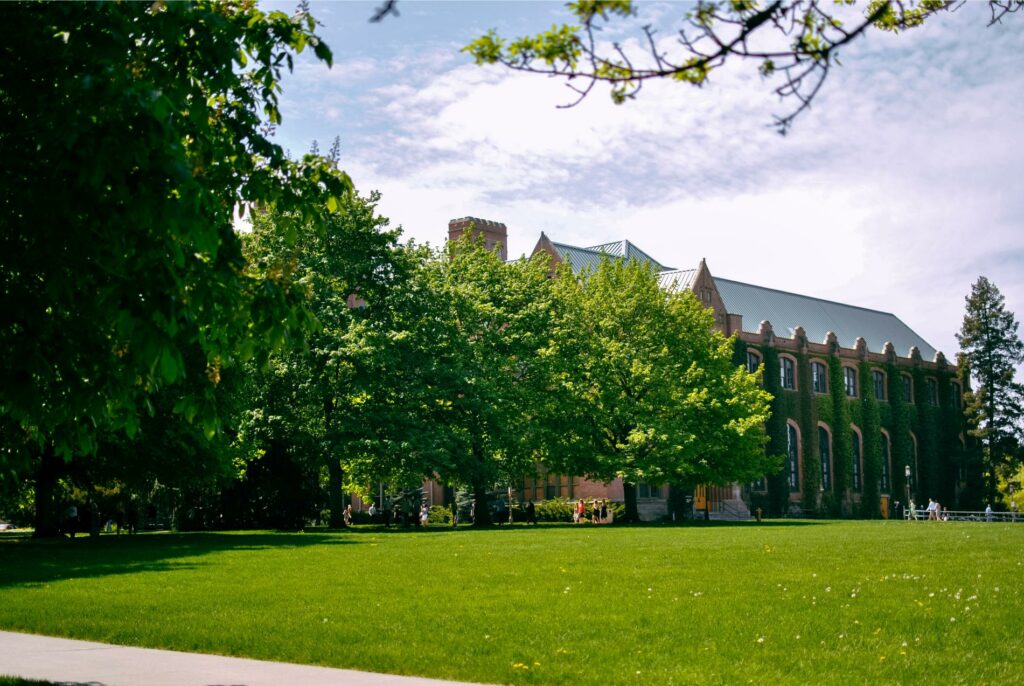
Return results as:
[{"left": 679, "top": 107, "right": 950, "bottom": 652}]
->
[{"left": 512, "top": 663, "right": 529, "bottom": 670}]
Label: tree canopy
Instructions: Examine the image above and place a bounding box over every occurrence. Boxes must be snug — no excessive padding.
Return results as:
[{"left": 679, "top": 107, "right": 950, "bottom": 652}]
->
[
  {"left": 957, "top": 276, "right": 1024, "bottom": 491},
  {"left": 465, "top": 0, "right": 1022, "bottom": 133},
  {"left": 546, "top": 257, "right": 773, "bottom": 520}
]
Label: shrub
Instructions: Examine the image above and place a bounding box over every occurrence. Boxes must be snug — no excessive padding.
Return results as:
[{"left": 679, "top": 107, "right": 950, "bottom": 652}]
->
[
  {"left": 534, "top": 498, "right": 574, "bottom": 522},
  {"left": 428, "top": 505, "right": 453, "bottom": 525}
]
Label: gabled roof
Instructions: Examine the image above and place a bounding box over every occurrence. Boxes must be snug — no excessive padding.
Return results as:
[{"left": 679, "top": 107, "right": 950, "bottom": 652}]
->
[
  {"left": 534, "top": 234, "right": 938, "bottom": 359},
  {"left": 659, "top": 269, "right": 697, "bottom": 292},
  {"left": 714, "top": 278, "right": 937, "bottom": 359},
  {"left": 549, "top": 239, "right": 671, "bottom": 274}
]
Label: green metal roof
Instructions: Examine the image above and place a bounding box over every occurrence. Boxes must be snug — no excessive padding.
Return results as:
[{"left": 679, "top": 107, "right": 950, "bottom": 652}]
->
[
  {"left": 551, "top": 240, "right": 671, "bottom": 273},
  {"left": 659, "top": 269, "right": 697, "bottom": 292},
  {"left": 543, "top": 236, "right": 937, "bottom": 359},
  {"left": 714, "top": 277, "right": 937, "bottom": 359}
]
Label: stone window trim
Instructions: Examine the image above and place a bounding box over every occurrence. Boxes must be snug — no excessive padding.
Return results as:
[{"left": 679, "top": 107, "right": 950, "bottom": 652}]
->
[
  {"left": 843, "top": 365, "right": 858, "bottom": 398},
  {"left": 901, "top": 373, "right": 914, "bottom": 403},
  {"left": 779, "top": 354, "right": 798, "bottom": 391},
  {"left": 872, "top": 369, "right": 887, "bottom": 401},
  {"left": 880, "top": 429, "right": 893, "bottom": 494},
  {"left": 746, "top": 349, "right": 763, "bottom": 375},
  {"left": 810, "top": 359, "right": 828, "bottom": 394},
  {"left": 786, "top": 419, "right": 802, "bottom": 494},
  {"left": 817, "top": 422, "right": 833, "bottom": 492},
  {"left": 850, "top": 423, "right": 864, "bottom": 493}
]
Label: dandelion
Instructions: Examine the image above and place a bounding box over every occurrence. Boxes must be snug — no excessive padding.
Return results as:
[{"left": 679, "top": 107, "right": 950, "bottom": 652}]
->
[
  {"left": 512, "top": 663, "right": 529, "bottom": 670},
  {"left": 950, "top": 617, "right": 956, "bottom": 622},
  {"left": 795, "top": 635, "right": 801, "bottom": 640},
  {"left": 879, "top": 655, "right": 887, "bottom": 662},
  {"left": 756, "top": 636, "right": 765, "bottom": 644},
  {"left": 533, "top": 662, "right": 541, "bottom": 667}
]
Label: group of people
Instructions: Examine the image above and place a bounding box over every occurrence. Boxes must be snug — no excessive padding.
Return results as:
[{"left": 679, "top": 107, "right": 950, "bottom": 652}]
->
[
  {"left": 901, "top": 498, "right": 945, "bottom": 520},
  {"left": 574, "top": 498, "right": 613, "bottom": 524}
]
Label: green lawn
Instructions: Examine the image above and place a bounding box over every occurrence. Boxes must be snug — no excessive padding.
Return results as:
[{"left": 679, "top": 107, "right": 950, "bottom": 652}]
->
[{"left": 1, "top": 521, "right": 1021, "bottom": 685}]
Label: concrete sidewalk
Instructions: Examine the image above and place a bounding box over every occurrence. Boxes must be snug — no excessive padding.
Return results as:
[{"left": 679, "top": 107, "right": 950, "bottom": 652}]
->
[{"left": 0, "top": 631, "right": 492, "bottom": 686}]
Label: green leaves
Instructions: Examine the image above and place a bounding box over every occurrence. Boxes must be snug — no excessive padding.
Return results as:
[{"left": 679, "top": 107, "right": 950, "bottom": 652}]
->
[{"left": 0, "top": 0, "right": 344, "bottom": 472}]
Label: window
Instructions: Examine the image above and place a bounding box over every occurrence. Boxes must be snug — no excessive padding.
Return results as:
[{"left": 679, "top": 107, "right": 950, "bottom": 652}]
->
[
  {"left": 851, "top": 430, "right": 862, "bottom": 492},
  {"left": 637, "top": 483, "right": 661, "bottom": 499},
  {"left": 873, "top": 370, "right": 886, "bottom": 401},
  {"left": 545, "top": 473, "right": 573, "bottom": 499},
  {"left": 818, "top": 427, "right": 831, "bottom": 491},
  {"left": 746, "top": 350, "right": 762, "bottom": 374},
  {"left": 781, "top": 356, "right": 796, "bottom": 390},
  {"left": 880, "top": 434, "right": 891, "bottom": 493},
  {"left": 902, "top": 374, "right": 913, "bottom": 403},
  {"left": 787, "top": 424, "right": 800, "bottom": 492},
  {"left": 844, "top": 367, "right": 858, "bottom": 397},
  {"left": 926, "top": 378, "right": 939, "bottom": 406},
  {"left": 951, "top": 381, "right": 962, "bottom": 410},
  {"left": 811, "top": 361, "right": 828, "bottom": 394},
  {"left": 749, "top": 477, "right": 767, "bottom": 492}
]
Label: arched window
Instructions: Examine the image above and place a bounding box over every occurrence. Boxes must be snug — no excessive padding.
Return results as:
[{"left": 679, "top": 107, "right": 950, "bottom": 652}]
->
[
  {"left": 811, "top": 361, "right": 828, "bottom": 394},
  {"left": 818, "top": 426, "right": 832, "bottom": 491},
  {"left": 746, "top": 350, "right": 762, "bottom": 375},
  {"left": 780, "top": 356, "right": 796, "bottom": 390},
  {"left": 851, "top": 427, "right": 863, "bottom": 492},
  {"left": 880, "top": 431, "right": 892, "bottom": 493},
  {"left": 926, "top": 378, "right": 939, "bottom": 406},
  {"left": 844, "top": 366, "right": 858, "bottom": 397},
  {"left": 872, "top": 370, "right": 886, "bottom": 401},
  {"left": 901, "top": 374, "right": 913, "bottom": 403},
  {"left": 787, "top": 423, "right": 800, "bottom": 493},
  {"left": 951, "top": 381, "right": 962, "bottom": 410}
]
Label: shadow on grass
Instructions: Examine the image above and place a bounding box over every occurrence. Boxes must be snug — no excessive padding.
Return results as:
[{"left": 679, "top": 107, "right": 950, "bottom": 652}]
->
[{"left": 0, "top": 531, "right": 357, "bottom": 591}]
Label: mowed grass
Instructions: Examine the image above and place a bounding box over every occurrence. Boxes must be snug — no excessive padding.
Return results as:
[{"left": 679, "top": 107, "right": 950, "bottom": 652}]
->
[{"left": 1, "top": 521, "right": 1022, "bottom": 685}]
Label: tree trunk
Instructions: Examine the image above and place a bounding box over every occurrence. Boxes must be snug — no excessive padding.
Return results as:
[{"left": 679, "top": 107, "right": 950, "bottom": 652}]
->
[
  {"left": 33, "top": 444, "right": 62, "bottom": 538},
  {"left": 327, "top": 458, "right": 345, "bottom": 528},
  {"left": 623, "top": 481, "right": 638, "bottom": 522},
  {"left": 472, "top": 478, "right": 491, "bottom": 527}
]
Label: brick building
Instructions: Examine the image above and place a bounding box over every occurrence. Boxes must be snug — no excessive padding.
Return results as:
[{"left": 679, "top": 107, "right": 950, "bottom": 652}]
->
[{"left": 446, "top": 217, "right": 979, "bottom": 520}]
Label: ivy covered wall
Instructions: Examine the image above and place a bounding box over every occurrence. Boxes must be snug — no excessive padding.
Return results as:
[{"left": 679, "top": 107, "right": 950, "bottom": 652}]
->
[{"left": 736, "top": 338, "right": 978, "bottom": 518}]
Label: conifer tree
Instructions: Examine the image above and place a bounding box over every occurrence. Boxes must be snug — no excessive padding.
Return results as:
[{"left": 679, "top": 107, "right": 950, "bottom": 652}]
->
[{"left": 957, "top": 277, "right": 1024, "bottom": 492}]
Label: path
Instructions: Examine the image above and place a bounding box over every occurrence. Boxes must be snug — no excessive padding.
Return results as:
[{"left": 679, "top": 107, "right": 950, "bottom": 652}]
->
[{"left": 0, "top": 631, "right": 492, "bottom": 686}]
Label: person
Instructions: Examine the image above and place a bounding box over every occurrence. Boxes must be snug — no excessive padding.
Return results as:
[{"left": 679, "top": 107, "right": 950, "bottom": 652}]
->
[
  {"left": 525, "top": 500, "right": 536, "bottom": 525},
  {"left": 1010, "top": 500, "right": 1018, "bottom": 523},
  {"left": 368, "top": 502, "right": 377, "bottom": 521},
  {"left": 64, "top": 504, "right": 78, "bottom": 539},
  {"left": 470, "top": 499, "right": 476, "bottom": 526},
  {"left": 420, "top": 503, "right": 429, "bottom": 527},
  {"left": 985, "top": 503, "right": 993, "bottom": 522},
  {"left": 591, "top": 499, "right": 600, "bottom": 524},
  {"left": 926, "top": 498, "right": 938, "bottom": 521},
  {"left": 908, "top": 499, "right": 917, "bottom": 520},
  {"left": 574, "top": 498, "right": 585, "bottom": 523},
  {"left": 894, "top": 500, "right": 904, "bottom": 520},
  {"left": 343, "top": 504, "right": 353, "bottom": 527},
  {"left": 600, "top": 499, "right": 608, "bottom": 525}
]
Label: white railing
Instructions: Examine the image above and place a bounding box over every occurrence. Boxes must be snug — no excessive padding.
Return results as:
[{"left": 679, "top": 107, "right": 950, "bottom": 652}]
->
[{"left": 903, "top": 509, "right": 1021, "bottom": 522}]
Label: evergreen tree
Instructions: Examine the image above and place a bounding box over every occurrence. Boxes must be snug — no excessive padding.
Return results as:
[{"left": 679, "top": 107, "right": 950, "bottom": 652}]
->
[{"left": 957, "top": 277, "right": 1024, "bottom": 493}]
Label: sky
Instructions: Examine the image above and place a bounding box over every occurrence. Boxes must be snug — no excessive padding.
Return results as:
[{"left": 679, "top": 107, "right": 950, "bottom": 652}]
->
[{"left": 267, "top": 0, "right": 1024, "bottom": 364}]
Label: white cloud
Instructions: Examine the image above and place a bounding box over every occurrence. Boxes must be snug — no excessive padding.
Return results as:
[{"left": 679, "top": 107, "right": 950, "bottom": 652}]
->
[{"left": 287, "top": 2, "right": 1023, "bottom": 364}]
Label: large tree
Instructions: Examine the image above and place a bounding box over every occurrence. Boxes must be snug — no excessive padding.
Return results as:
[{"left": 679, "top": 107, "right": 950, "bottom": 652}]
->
[
  {"left": 416, "top": 236, "right": 560, "bottom": 525},
  {"left": 465, "top": 0, "right": 1022, "bottom": 133},
  {"left": 240, "top": 189, "right": 405, "bottom": 527},
  {"left": 957, "top": 276, "right": 1024, "bottom": 494},
  {"left": 0, "top": 1, "right": 348, "bottom": 534},
  {"left": 546, "top": 257, "right": 774, "bottom": 521}
]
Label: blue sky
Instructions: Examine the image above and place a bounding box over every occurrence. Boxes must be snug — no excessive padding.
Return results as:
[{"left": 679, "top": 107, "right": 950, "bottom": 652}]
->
[{"left": 268, "top": 1, "right": 1024, "bottom": 364}]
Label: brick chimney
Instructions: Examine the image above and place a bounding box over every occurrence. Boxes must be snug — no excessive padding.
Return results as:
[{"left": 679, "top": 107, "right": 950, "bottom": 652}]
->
[{"left": 448, "top": 217, "right": 508, "bottom": 261}]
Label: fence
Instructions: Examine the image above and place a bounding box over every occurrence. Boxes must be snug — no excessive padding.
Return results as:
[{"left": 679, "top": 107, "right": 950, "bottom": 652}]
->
[{"left": 904, "top": 509, "right": 1021, "bottom": 522}]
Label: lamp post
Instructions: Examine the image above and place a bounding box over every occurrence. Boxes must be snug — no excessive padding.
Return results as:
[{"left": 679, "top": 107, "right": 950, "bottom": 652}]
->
[{"left": 904, "top": 465, "right": 912, "bottom": 519}]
